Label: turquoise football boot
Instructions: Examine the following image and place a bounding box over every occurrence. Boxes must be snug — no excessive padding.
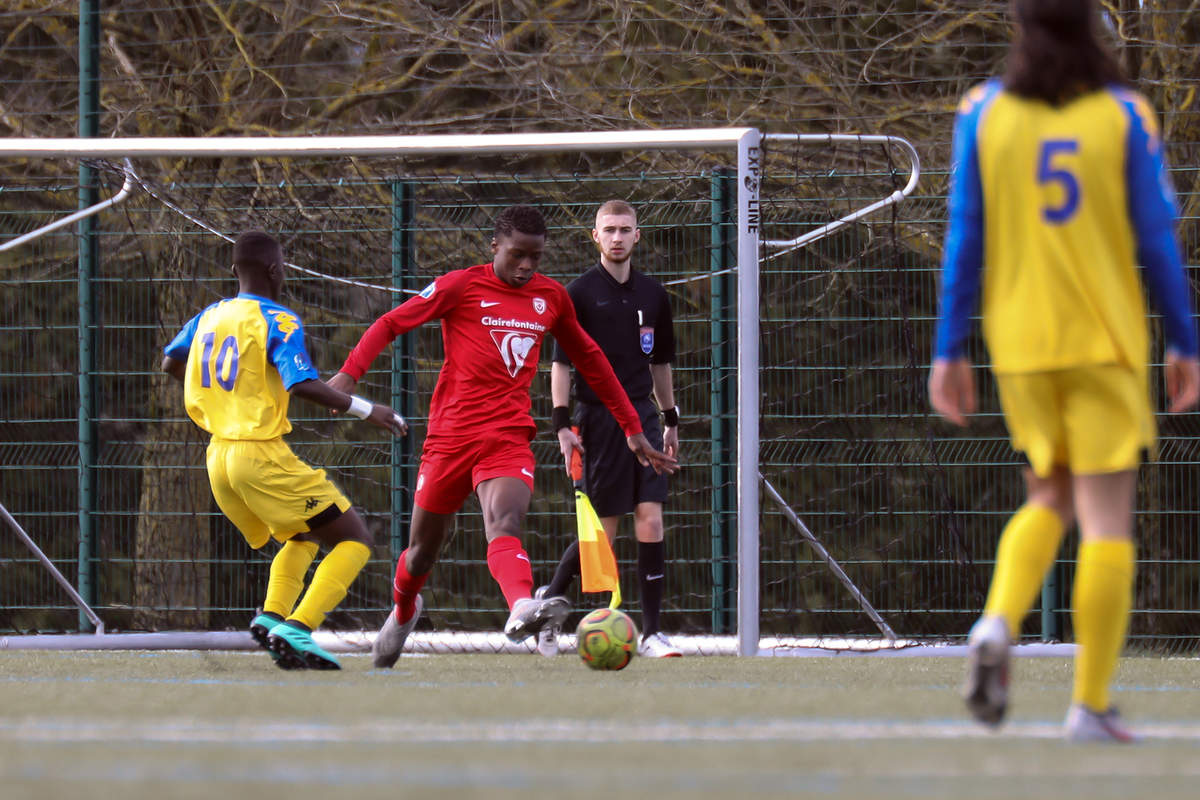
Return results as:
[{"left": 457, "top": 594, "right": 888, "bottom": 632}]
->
[
  {"left": 267, "top": 621, "right": 341, "bottom": 670},
  {"left": 249, "top": 611, "right": 288, "bottom": 665}
]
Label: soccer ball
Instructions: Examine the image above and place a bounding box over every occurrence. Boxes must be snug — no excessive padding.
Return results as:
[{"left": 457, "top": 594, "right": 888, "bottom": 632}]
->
[{"left": 575, "top": 608, "right": 638, "bottom": 671}]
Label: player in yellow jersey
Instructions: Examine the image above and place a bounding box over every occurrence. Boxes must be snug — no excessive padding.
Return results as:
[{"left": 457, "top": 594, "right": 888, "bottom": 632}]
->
[
  {"left": 162, "top": 231, "right": 408, "bottom": 669},
  {"left": 930, "top": 0, "right": 1200, "bottom": 742}
]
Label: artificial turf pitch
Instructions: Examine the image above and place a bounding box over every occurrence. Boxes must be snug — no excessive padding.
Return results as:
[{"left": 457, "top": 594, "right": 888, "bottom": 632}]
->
[{"left": 1, "top": 649, "right": 1197, "bottom": 799}]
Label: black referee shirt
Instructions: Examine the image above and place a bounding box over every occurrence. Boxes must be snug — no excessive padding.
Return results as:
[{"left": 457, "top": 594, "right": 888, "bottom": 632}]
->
[{"left": 552, "top": 263, "right": 675, "bottom": 405}]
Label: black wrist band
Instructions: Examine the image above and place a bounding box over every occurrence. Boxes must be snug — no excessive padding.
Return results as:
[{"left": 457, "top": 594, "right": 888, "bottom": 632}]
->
[
  {"left": 552, "top": 406, "right": 571, "bottom": 432},
  {"left": 662, "top": 406, "right": 679, "bottom": 427}
]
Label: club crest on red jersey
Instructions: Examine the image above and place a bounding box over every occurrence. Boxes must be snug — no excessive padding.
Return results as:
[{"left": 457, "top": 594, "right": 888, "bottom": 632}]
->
[
  {"left": 490, "top": 329, "right": 537, "bottom": 377},
  {"left": 533, "top": 297, "right": 546, "bottom": 315}
]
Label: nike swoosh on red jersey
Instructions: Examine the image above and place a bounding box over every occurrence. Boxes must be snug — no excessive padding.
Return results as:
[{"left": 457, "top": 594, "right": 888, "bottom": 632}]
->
[{"left": 480, "top": 300, "right": 501, "bottom": 307}]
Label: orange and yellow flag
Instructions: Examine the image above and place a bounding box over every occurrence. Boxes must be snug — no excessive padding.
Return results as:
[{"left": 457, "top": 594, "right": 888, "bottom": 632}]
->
[{"left": 571, "top": 433, "right": 621, "bottom": 608}]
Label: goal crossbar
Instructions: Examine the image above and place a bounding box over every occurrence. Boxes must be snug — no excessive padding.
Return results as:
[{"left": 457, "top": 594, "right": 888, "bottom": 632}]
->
[{"left": 0, "top": 128, "right": 756, "bottom": 159}]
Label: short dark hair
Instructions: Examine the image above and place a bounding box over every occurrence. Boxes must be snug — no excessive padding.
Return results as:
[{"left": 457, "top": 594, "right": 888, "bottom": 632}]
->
[
  {"left": 1004, "top": 0, "right": 1125, "bottom": 106},
  {"left": 232, "top": 231, "right": 282, "bottom": 274},
  {"left": 494, "top": 205, "right": 547, "bottom": 240}
]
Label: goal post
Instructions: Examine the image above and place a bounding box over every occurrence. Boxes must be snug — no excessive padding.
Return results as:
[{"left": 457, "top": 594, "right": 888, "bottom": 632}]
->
[{"left": 0, "top": 128, "right": 920, "bottom": 656}]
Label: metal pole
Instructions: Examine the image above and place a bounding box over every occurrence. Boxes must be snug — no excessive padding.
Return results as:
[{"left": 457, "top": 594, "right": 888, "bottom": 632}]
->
[
  {"left": 709, "top": 167, "right": 734, "bottom": 634},
  {"left": 759, "top": 475, "right": 897, "bottom": 642},
  {"left": 390, "top": 181, "right": 416, "bottom": 559},
  {"left": 1041, "top": 564, "right": 1061, "bottom": 641},
  {"left": 0, "top": 167, "right": 133, "bottom": 253},
  {"left": 735, "top": 130, "right": 762, "bottom": 656},
  {"left": 77, "top": 0, "right": 100, "bottom": 632},
  {"left": 1, "top": 502, "right": 105, "bottom": 634}
]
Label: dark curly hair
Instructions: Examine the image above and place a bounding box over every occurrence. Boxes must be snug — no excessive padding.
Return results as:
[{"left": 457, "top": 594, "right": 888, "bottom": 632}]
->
[
  {"left": 494, "top": 204, "right": 548, "bottom": 240},
  {"left": 1004, "top": 0, "right": 1126, "bottom": 106}
]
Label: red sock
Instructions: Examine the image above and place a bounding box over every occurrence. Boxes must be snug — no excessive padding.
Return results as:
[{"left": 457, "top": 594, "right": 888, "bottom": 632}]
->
[
  {"left": 392, "top": 549, "right": 428, "bottom": 623},
  {"left": 487, "top": 535, "right": 534, "bottom": 609}
]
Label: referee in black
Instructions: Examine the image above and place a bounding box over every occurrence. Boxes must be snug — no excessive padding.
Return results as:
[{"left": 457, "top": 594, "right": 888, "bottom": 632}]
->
[{"left": 538, "top": 199, "right": 682, "bottom": 658}]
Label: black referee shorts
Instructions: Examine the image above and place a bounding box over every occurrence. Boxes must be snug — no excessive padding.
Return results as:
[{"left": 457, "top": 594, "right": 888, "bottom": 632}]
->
[{"left": 577, "top": 398, "right": 668, "bottom": 518}]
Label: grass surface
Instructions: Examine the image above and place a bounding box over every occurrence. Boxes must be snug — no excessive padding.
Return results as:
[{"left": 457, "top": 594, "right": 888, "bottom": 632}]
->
[{"left": 1, "top": 649, "right": 1197, "bottom": 799}]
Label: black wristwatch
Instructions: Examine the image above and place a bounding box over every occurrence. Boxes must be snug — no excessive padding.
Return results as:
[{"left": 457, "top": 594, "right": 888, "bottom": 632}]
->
[{"left": 662, "top": 405, "right": 679, "bottom": 427}]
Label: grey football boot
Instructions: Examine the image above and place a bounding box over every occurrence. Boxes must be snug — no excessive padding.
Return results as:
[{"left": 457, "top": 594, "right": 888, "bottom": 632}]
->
[{"left": 373, "top": 594, "right": 423, "bottom": 669}]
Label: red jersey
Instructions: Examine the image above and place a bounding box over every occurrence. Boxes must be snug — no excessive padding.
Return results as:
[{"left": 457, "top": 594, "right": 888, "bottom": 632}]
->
[{"left": 340, "top": 263, "right": 642, "bottom": 441}]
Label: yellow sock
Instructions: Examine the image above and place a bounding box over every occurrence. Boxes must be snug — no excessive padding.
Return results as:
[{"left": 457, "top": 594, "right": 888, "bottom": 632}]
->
[
  {"left": 263, "top": 539, "right": 319, "bottom": 618},
  {"left": 982, "top": 504, "right": 1066, "bottom": 640},
  {"left": 289, "top": 540, "right": 371, "bottom": 631},
  {"left": 1071, "top": 539, "right": 1135, "bottom": 711}
]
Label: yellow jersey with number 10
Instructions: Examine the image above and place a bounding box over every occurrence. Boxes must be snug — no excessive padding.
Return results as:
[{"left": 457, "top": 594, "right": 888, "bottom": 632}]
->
[{"left": 163, "top": 293, "right": 320, "bottom": 440}]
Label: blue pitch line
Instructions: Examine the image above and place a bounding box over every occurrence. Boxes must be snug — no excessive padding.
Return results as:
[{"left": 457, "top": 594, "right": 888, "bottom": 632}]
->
[
  {"left": 8, "top": 760, "right": 851, "bottom": 795},
  {"left": 7, "top": 716, "right": 1200, "bottom": 744},
  {"left": 3, "top": 672, "right": 1196, "bottom": 694},
  {"left": 0, "top": 674, "right": 508, "bottom": 689}
]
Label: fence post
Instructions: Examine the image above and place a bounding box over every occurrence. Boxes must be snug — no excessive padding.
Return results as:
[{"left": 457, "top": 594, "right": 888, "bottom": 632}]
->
[
  {"left": 1041, "top": 564, "right": 1062, "bottom": 641},
  {"left": 710, "top": 168, "right": 736, "bottom": 634},
  {"left": 390, "top": 181, "right": 417, "bottom": 560},
  {"left": 76, "top": 0, "right": 100, "bottom": 631}
]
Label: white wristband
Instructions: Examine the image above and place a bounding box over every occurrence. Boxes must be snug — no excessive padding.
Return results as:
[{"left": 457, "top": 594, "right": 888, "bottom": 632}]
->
[{"left": 347, "top": 395, "right": 372, "bottom": 419}]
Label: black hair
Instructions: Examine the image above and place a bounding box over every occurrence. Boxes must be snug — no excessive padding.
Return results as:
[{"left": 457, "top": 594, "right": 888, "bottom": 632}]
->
[
  {"left": 494, "top": 205, "right": 548, "bottom": 240},
  {"left": 232, "top": 231, "right": 282, "bottom": 274},
  {"left": 1004, "top": 0, "right": 1125, "bottom": 106}
]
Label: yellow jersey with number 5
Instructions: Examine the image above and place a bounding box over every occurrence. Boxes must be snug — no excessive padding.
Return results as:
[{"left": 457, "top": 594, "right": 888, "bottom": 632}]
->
[
  {"left": 163, "top": 293, "right": 320, "bottom": 440},
  {"left": 934, "top": 79, "right": 1196, "bottom": 372}
]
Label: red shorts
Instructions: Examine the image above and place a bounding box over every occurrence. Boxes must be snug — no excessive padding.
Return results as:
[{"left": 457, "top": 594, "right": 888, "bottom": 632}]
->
[{"left": 414, "top": 429, "right": 536, "bottom": 514}]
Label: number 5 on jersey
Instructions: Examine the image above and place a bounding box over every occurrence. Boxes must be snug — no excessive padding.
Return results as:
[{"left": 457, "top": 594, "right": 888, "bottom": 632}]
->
[
  {"left": 199, "top": 332, "right": 239, "bottom": 390},
  {"left": 1038, "top": 139, "right": 1080, "bottom": 224}
]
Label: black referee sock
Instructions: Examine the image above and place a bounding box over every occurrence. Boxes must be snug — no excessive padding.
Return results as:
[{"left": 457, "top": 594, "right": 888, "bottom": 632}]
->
[
  {"left": 637, "top": 540, "right": 665, "bottom": 638},
  {"left": 545, "top": 540, "right": 580, "bottom": 598}
]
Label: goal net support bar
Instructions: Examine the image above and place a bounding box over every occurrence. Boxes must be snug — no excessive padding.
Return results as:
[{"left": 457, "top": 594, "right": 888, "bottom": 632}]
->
[
  {"left": 1, "top": 501, "right": 105, "bottom": 634},
  {"left": 0, "top": 161, "right": 133, "bottom": 254}
]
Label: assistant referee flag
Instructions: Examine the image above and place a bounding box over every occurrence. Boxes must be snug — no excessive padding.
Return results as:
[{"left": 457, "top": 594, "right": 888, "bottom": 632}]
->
[{"left": 570, "top": 432, "right": 621, "bottom": 609}]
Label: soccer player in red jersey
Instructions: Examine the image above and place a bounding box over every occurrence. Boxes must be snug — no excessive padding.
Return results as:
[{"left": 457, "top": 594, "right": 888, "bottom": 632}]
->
[{"left": 327, "top": 205, "right": 678, "bottom": 667}]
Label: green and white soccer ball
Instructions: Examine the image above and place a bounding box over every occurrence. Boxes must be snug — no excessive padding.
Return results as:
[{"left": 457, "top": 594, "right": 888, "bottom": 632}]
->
[{"left": 575, "top": 607, "right": 638, "bottom": 671}]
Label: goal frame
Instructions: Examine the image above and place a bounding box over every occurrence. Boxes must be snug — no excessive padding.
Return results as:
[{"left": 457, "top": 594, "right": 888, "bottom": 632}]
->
[{"left": 0, "top": 128, "right": 919, "bottom": 655}]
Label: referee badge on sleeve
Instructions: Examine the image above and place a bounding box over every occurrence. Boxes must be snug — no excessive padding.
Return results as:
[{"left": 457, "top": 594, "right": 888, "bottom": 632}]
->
[{"left": 639, "top": 326, "right": 654, "bottom": 355}]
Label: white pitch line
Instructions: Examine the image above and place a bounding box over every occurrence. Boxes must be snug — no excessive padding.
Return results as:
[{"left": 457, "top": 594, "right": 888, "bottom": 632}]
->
[{"left": 4, "top": 717, "right": 1200, "bottom": 744}]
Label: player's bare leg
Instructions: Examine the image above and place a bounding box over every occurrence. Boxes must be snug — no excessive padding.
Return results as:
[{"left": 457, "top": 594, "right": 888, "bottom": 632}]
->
[{"left": 630, "top": 502, "right": 680, "bottom": 657}]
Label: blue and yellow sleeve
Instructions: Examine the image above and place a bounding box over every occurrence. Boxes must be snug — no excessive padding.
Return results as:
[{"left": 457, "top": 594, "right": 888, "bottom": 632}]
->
[
  {"left": 934, "top": 81, "right": 1000, "bottom": 361},
  {"left": 1115, "top": 89, "right": 1198, "bottom": 357},
  {"left": 263, "top": 302, "right": 320, "bottom": 389},
  {"left": 163, "top": 308, "right": 206, "bottom": 361}
]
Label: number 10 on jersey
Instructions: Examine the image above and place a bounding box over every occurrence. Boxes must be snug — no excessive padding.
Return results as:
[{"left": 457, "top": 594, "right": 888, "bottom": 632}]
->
[{"left": 199, "top": 332, "right": 239, "bottom": 390}]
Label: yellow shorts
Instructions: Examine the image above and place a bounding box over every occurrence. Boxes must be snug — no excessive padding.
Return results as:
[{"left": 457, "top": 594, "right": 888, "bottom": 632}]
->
[
  {"left": 994, "top": 364, "right": 1155, "bottom": 478},
  {"left": 205, "top": 438, "right": 351, "bottom": 549}
]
